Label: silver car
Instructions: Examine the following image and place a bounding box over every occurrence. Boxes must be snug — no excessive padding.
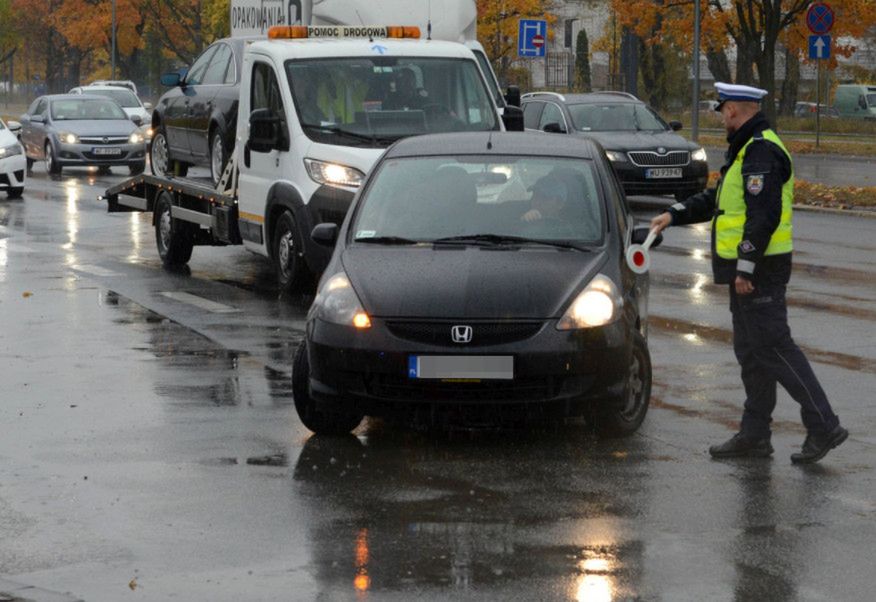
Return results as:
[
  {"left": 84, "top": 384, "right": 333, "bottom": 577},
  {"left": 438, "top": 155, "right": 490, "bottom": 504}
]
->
[{"left": 19, "top": 94, "right": 147, "bottom": 176}]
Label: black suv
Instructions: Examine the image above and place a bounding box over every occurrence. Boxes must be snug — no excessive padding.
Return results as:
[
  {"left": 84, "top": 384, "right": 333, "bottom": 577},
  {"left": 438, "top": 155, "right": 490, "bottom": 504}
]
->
[{"left": 522, "top": 92, "right": 708, "bottom": 202}]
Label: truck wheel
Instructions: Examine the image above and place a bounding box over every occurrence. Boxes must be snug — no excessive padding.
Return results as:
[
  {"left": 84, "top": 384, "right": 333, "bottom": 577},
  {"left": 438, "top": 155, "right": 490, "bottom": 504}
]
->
[
  {"left": 273, "top": 210, "right": 305, "bottom": 291},
  {"left": 154, "top": 192, "right": 194, "bottom": 266},
  {"left": 6, "top": 187, "right": 24, "bottom": 199},
  {"left": 209, "top": 129, "right": 228, "bottom": 186},
  {"left": 45, "top": 141, "right": 61, "bottom": 175},
  {"left": 591, "top": 330, "right": 651, "bottom": 437},
  {"left": 292, "top": 341, "right": 363, "bottom": 435}
]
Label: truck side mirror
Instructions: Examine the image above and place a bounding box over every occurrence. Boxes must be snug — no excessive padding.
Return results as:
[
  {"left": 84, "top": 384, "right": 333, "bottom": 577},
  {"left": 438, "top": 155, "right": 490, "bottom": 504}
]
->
[
  {"left": 502, "top": 105, "right": 524, "bottom": 132},
  {"left": 249, "top": 108, "right": 283, "bottom": 153},
  {"left": 311, "top": 223, "right": 339, "bottom": 247},
  {"left": 505, "top": 85, "right": 521, "bottom": 108},
  {"left": 160, "top": 72, "right": 182, "bottom": 87}
]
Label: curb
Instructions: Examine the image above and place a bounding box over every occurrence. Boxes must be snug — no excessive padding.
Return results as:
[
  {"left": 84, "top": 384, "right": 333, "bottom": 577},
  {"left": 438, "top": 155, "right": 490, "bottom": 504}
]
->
[{"left": 0, "top": 578, "right": 82, "bottom": 602}]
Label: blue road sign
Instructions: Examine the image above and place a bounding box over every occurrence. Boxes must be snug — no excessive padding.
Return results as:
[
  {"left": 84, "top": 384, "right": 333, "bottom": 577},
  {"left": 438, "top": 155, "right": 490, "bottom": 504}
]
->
[
  {"left": 518, "top": 19, "right": 547, "bottom": 58},
  {"left": 806, "top": 3, "right": 834, "bottom": 35},
  {"left": 809, "top": 35, "right": 831, "bottom": 60}
]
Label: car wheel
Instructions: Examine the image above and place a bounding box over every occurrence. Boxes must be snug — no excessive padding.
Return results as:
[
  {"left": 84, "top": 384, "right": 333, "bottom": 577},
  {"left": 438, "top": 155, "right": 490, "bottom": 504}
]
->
[
  {"left": 273, "top": 210, "right": 306, "bottom": 291},
  {"left": 129, "top": 162, "right": 146, "bottom": 176},
  {"left": 45, "top": 141, "right": 61, "bottom": 175},
  {"left": 209, "top": 129, "right": 228, "bottom": 186},
  {"left": 150, "top": 127, "right": 189, "bottom": 178},
  {"left": 592, "top": 330, "right": 651, "bottom": 437},
  {"left": 292, "top": 341, "right": 364, "bottom": 435},
  {"left": 154, "top": 191, "right": 194, "bottom": 266},
  {"left": 6, "top": 187, "right": 24, "bottom": 199}
]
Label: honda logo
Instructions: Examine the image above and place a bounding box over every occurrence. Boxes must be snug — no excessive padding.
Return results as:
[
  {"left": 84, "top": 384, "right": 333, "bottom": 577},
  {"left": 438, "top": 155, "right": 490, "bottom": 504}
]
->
[{"left": 451, "top": 325, "right": 473, "bottom": 344}]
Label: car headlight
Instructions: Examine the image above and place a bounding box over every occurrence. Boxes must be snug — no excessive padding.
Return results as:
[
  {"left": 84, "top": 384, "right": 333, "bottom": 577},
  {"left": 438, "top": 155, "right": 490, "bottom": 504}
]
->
[
  {"left": 129, "top": 132, "right": 144, "bottom": 144},
  {"left": 304, "top": 158, "right": 365, "bottom": 188},
  {"left": 556, "top": 274, "right": 623, "bottom": 330},
  {"left": 605, "top": 150, "right": 626, "bottom": 162},
  {"left": 0, "top": 143, "right": 23, "bottom": 157},
  {"left": 691, "top": 147, "right": 707, "bottom": 162},
  {"left": 308, "top": 272, "right": 371, "bottom": 328},
  {"left": 58, "top": 132, "right": 79, "bottom": 144}
]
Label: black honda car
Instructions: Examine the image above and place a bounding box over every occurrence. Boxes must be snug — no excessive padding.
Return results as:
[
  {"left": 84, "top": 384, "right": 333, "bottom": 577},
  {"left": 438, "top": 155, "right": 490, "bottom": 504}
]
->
[
  {"left": 293, "top": 132, "right": 659, "bottom": 436},
  {"left": 522, "top": 92, "right": 709, "bottom": 202}
]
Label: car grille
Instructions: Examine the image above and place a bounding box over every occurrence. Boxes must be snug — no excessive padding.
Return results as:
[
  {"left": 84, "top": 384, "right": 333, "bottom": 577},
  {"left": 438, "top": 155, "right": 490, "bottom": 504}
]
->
[
  {"left": 628, "top": 150, "right": 690, "bottom": 167},
  {"left": 385, "top": 321, "right": 544, "bottom": 347},
  {"left": 366, "top": 374, "right": 577, "bottom": 403},
  {"left": 78, "top": 136, "right": 131, "bottom": 145}
]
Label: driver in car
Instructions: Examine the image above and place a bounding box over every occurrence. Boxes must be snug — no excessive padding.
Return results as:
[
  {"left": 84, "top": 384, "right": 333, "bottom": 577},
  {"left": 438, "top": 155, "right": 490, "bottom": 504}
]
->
[
  {"left": 383, "top": 68, "right": 428, "bottom": 110},
  {"left": 521, "top": 176, "right": 570, "bottom": 223}
]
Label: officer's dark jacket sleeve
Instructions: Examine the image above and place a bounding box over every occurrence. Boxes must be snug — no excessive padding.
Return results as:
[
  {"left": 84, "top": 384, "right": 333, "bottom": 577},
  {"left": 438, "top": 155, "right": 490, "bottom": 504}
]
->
[
  {"left": 665, "top": 187, "right": 716, "bottom": 226},
  {"left": 736, "top": 139, "right": 790, "bottom": 278}
]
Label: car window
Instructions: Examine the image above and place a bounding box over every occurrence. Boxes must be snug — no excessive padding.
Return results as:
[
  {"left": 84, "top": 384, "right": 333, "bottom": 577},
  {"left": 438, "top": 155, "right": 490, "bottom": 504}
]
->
[
  {"left": 538, "top": 103, "right": 566, "bottom": 131},
  {"left": 28, "top": 98, "right": 44, "bottom": 115},
  {"left": 50, "top": 98, "right": 128, "bottom": 120},
  {"left": 224, "top": 47, "right": 238, "bottom": 84},
  {"left": 568, "top": 103, "right": 667, "bottom": 132},
  {"left": 86, "top": 89, "right": 140, "bottom": 107},
  {"left": 251, "top": 61, "right": 288, "bottom": 139},
  {"left": 522, "top": 102, "right": 544, "bottom": 129},
  {"left": 185, "top": 46, "right": 218, "bottom": 86},
  {"left": 202, "top": 43, "right": 232, "bottom": 85},
  {"left": 352, "top": 155, "right": 604, "bottom": 244}
]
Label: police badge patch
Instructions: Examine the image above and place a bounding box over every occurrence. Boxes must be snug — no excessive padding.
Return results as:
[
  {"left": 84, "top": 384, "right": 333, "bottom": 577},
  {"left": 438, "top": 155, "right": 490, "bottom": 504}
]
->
[{"left": 746, "top": 174, "right": 764, "bottom": 195}]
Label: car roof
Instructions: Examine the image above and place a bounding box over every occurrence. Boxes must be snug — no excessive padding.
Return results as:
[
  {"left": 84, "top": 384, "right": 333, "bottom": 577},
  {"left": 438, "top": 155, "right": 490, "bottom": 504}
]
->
[
  {"left": 524, "top": 92, "right": 644, "bottom": 106},
  {"left": 385, "top": 132, "right": 600, "bottom": 160},
  {"left": 44, "top": 94, "right": 117, "bottom": 101}
]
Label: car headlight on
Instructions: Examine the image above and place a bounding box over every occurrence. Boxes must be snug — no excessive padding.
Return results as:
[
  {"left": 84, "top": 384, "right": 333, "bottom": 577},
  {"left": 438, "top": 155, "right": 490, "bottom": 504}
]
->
[
  {"left": 304, "top": 158, "right": 365, "bottom": 188},
  {"left": 691, "top": 147, "right": 708, "bottom": 162},
  {"left": 308, "top": 272, "right": 371, "bottom": 329},
  {"left": 605, "top": 150, "right": 626, "bottom": 162},
  {"left": 557, "top": 274, "right": 623, "bottom": 330},
  {"left": 129, "top": 132, "right": 144, "bottom": 144},
  {"left": 0, "top": 143, "right": 23, "bottom": 157},
  {"left": 59, "top": 132, "right": 78, "bottom": 144}
]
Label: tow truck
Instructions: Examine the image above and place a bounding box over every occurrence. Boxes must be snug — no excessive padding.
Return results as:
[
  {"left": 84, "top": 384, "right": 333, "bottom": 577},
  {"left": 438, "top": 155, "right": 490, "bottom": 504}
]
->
[{"left": 103, "top": 25, "right": 523, "bottom": 290}]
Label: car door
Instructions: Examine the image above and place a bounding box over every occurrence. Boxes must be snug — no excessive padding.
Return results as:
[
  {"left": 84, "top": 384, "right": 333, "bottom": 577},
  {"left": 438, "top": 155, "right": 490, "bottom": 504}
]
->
[
  {"left": 522, "top": 101, "right": 544, "bottom": 132},
  {"left": 165, "top": 45, "right": 216, "bottom": 159},
  {"left": 188, "top": 42, "right": 233, "bottom": 160},
  {"left": 22, "top": 98, "right": 48, "bottom": 158}
]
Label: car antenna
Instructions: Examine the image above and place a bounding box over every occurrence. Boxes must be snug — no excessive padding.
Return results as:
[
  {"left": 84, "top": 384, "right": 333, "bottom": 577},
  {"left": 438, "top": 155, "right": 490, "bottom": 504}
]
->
[
  {"left": 427, "top": 1, "right": 433, "bottom": 40},
  {"left": 486, "top": 130, "right": 493, "bottom": 150}
]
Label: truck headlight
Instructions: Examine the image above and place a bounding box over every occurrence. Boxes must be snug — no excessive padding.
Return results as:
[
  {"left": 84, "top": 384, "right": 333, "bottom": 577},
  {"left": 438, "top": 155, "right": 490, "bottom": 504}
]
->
[
  {"left": 308, "top": 272, "right": 371, "bottom": 329},
  {"left": 304, "top": 158, "right": 365, "bottom": 188},
  {"left": 605, "top": 150, "right": 626, "bottom": 162},
  {"left": 0, "top": 143, "right": 23, "bottom": 157},
  {"left": 691, "top": 147, "right": 707, "bottom": 162},
  {"left": 59, "top": 132, "right": 78, "bottom": 144},
  {"left": 556, "top": 274, "right": 623, "bottom": 330}
]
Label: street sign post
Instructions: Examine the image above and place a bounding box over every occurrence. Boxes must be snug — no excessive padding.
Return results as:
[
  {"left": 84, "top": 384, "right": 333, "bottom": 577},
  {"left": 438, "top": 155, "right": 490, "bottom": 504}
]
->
[
  {"left": 518, "top": 19, "right": 547, "bottom": 58},
  {"left": 806, "top": 3, "right": 834, "bottom": 150}
]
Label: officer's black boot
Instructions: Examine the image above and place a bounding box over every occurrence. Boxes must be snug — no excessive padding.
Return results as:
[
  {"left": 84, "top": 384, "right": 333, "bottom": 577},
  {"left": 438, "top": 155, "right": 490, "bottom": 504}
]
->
[
  {"left": 709, "top": 432, "right": 774, "bottom": 459},
  {"left": 790, "top": 425, "right": 848, "bottom": 464}
]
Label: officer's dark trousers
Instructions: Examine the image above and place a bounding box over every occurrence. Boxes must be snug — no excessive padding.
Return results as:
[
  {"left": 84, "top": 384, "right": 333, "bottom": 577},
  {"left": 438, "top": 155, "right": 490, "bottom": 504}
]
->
[{"left": 729, "top": 282, "right": 839, "bottom": 437}]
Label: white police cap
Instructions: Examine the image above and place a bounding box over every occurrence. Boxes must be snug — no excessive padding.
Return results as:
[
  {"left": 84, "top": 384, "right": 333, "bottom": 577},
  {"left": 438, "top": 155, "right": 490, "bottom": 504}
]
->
[{"left": 714, "top": 82, "right": 768, "bottom": 110}]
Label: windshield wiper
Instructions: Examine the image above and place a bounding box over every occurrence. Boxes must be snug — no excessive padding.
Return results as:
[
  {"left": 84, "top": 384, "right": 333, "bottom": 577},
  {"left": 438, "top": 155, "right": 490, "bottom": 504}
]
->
[
  {"left": 431, "top": 234, "right": 589, "bottom": 251},
  {"left": 299, "top": 123, "right": 394, "bottom": 145},
  {"left": 354, "top": 235, "right": 420, "bottom": 245}
]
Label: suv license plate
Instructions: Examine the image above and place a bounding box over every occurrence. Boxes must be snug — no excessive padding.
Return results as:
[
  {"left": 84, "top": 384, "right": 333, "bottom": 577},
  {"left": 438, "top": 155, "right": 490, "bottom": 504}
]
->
[
  {"left": 408, "top": 355, "right": 513, "bottom": 380},
  {"left": 645, "top": 167, "right": 682, "bottom": 179},
  {"left": 92, "top": 147, "right": 122, "bottom": 156}
]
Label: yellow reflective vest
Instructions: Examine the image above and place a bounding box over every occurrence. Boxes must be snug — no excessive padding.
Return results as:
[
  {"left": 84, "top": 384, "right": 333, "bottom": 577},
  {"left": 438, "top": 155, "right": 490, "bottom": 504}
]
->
[{"left": 713, "top": 129, "right": 794, "bottom": 259}]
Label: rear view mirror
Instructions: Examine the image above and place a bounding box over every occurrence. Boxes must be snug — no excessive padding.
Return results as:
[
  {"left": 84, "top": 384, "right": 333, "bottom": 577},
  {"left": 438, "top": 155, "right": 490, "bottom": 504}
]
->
[
  {"left": 143, "top": 102, "right": 153, "bottom": 111},
  {"left": 505, "top": 85, "right": 521, "bottom": 108},
  {"left": 311, "top": 223, "right": 339, "bottom": 247},
  {"left": 130, "top": 114, "right": 143, "bottom": 126},
  {"left": 669, "top": 121, "right": 682, "bottom": 131},
  {"left": 501, "top": 105, "right": 524, "bottom": 132},
  {"left": 543, "top": 122, "right": 565, "bottom": 134},
  {"left": 6, "top": 120, "right": 21, "bottom": 134},
  {"left": 31, "top": 114, "right": 45, "bottom": 124},
  {"left": 632, "top": 225, "right": 662, "bottom": 249},
  {"left": 160, "top": 71, "right": 183, "bottom": 87}
]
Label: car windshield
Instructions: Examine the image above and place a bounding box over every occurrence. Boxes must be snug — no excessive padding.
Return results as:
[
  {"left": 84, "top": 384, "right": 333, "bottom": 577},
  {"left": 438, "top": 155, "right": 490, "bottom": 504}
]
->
[
  {"left": 352, "top": 155, "right": 604, "bottom": 244},
  {"left": 569, "top": 103, "right": 667, "bottom": 132},
  {"left": 285, "top": 57, "right": 498, "bottom": 147},
  {"left": 86, "top": 89, "right": 140, "bottom": 108},
  {"left": 51, "top": 99, "right": 128, "bottom": 120}
]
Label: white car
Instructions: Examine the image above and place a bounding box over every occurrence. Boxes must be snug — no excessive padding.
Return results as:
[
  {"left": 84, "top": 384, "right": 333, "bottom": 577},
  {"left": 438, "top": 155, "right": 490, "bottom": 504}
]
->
[
  {"left": 0, "top": 117, "right": 25, "bottom": 198},
  {"left": 69, "top": 85, "right": 152, "bottom": 127}
]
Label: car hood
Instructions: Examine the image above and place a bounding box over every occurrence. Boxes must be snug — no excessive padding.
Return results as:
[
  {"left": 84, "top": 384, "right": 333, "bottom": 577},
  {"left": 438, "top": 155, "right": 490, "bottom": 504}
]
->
[
  {"left": 51, "top": 119, "right": 137, "bottom": 136},
  {"left": 342, "top": 246, "right": 606, "bottom": 319},
  {"left": 576, "top": 130, "right": 697, "bottom": 152}
]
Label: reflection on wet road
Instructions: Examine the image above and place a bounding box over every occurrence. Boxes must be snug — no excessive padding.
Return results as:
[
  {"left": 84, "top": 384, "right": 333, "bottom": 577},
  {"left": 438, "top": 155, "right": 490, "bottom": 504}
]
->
[{"left": 0, "top": 164, "right": 874, "bottom": 600}]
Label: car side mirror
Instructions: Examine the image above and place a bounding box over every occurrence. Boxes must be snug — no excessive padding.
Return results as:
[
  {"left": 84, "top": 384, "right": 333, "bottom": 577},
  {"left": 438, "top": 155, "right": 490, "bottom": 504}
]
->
[
  {"left": 543, "top": 122, "right": 566, "bottom": 134},
  {"left": 6, "top": 120, "right": 21, "bottom": 134},
  {"left": 669, "top": 120, "right": 683, "bottom": 131},
  {"left": 632, "top": 225, "right": 662, "bottom": 249},
  {"left": 859, "top": 97, "right": 868, "bottom": 110},
  {"left": 130, "top": 114, "right": 143, "bottom": 126},
  {"left": 160, "top": 71, "right": 182, "bottom": 87},
  {"left": 501, "top": 105, "right": 524, "bottom": 132},
  {"left": 504, "top": 85, "right": 521, "bottom": 108},
  {"left": 311, "top": 223, "right": 339, "bottom": 247},
  {"left": 31, "top": 114, "right": 45, "bottom": 124},
  {"left": 143, "top": 102, "right": 153, "bottom": 111},
  {"left": 249, "top": 108, "right": 285, "bottom": 153}
]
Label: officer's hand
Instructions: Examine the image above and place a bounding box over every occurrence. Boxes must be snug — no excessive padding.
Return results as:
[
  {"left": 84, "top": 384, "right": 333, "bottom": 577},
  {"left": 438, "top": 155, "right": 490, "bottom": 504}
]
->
[
  {"left": 735, "top": 275, "right": 754, "bottom": 295},
  {"left": 650, "top": 212, "right": 672, "bottom": 234}
]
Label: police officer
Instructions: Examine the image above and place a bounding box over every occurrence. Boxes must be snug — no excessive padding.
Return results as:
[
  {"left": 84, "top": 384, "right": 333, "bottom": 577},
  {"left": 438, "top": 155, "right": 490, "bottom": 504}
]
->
[{"left": 650, "top": 82, "right": 848, "bottom": 464}]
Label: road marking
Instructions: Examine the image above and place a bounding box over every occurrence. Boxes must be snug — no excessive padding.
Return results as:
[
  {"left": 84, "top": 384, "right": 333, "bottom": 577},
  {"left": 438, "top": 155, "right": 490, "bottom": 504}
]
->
[
  {"left": 160, "top": 291, "right": 240, "bottom": 314},
  {"left": 72, "top": 264, "right": 121, "bottom": 277}
]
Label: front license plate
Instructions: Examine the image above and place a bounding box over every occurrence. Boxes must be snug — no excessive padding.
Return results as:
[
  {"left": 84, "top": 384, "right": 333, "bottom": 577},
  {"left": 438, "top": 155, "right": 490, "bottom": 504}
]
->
[
  {"left": 408, "top": 356, "right": 514, "bottom": 380},
  {"left": 92, "top": 147, "right": 122, "bottom": 156},
  {"left": 645, "top": 167, "right": 682, "bottom": 179}
]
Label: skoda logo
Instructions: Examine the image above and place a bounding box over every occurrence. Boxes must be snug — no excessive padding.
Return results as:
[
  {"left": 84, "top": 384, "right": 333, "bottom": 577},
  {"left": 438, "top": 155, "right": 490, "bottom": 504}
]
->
[
  {"left": 451, "top": 325, "right": 473, "bottom": 344},
  {"left": 657, "top": 146, "right": 667, "bottom": 154}
]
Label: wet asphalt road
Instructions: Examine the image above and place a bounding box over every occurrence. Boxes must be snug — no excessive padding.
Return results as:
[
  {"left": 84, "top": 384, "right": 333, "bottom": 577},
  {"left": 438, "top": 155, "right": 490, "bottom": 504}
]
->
[{"left": 1, "top": 163, "right": 875, "bottom": 601}]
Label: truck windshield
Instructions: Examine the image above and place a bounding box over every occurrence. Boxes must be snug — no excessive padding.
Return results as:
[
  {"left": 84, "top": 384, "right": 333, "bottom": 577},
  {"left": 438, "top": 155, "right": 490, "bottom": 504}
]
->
[{"left": 286, "top": 57, "right": 498, "bottom": 147}]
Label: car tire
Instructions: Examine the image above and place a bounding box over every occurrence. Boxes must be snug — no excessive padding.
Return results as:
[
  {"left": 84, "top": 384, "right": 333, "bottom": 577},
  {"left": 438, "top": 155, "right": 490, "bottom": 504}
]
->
[
  {"left": 129, "top": 162, "right": 146, "bottom": 176},
  {"left": 150, "top": 126, "right": 188, "bottom": 178},
  {"left": 154, "top": 191, "right": 195, "bottom": 267},
  {"left": 45, "top": 141, "right": 61, "bottom": 175},
  {"left": 6, "top": 187, "right": 24, "bottom": 199},
  {"left": 209, "top": 129, "right": 229, "bottom": 187},
  {"left": 292, "top": 341, "right": 364, "bottom": 435},
  {"left": 591, "top": 330, "right": 651, "bottom": 437},
  {"left": 273, "top": 210, "right": 306, "bottom": 291}
]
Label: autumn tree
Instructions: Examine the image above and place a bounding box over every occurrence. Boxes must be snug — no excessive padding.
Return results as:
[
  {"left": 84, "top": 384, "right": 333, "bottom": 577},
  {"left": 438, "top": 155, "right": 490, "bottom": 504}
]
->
[{"left": 476, "top": 0, "right": 558, "bottom": 84}]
